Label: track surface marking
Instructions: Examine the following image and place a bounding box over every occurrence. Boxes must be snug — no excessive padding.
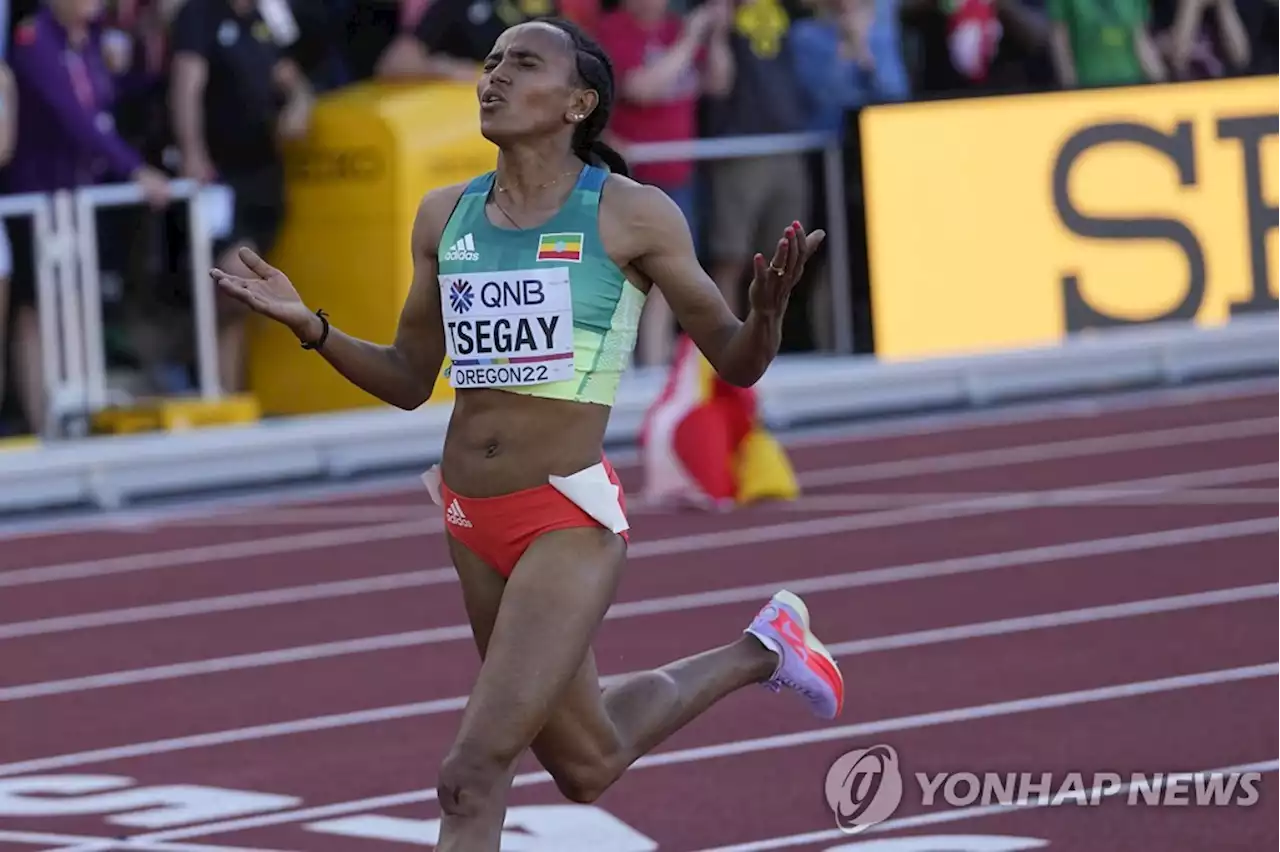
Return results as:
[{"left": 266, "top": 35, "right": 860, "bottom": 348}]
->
[{"left": 2, "top": 380, "right": 1275, "bottom": 850}]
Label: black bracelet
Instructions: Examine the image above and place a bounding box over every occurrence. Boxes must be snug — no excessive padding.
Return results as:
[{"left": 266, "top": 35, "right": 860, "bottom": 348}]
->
[{"left": 301, "top": 308, "right": 330, "bottom": 351}]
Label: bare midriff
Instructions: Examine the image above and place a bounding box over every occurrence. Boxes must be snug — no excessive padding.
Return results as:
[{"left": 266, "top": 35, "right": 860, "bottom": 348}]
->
[{"left": 439, "top": 388, "right": 613, "bottom": 498}]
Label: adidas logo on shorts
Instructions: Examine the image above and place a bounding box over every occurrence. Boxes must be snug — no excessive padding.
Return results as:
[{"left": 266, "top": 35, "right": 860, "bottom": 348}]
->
[
  {"left": 442, "top": 233, "right": 480, "bottom": 262},
  {"left": 446, "top": 498, "right": 473, "bottom": 528}
]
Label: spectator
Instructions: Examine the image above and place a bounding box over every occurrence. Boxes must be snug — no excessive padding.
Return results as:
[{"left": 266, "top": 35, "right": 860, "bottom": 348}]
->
[
  {"left": 169, "top": 0, "right": 314, "bottom": 394},
  {"left": 1046, "top": 0, "right": 1167, "bottom": 87},
  {"left": 789, "top": 0, "right": 909, "bottom": 135},
  {"left": 900, "top": 0, "right": 1047, "bottom": 95},
  {"left": 598, "top": 0, "right": 733, "bottom": 215},
  {"left": 331, "top": 0, "right": 403, "bottom": 83},
  {"left": 561, "top": 0, "right": 604, "bottom": 30},
  {"left": 99, "top": 0, "right": 173, "bottom": 320},
  {"left": 105, "top": 0, "right": 176, "bottom": 162},
  {"left": 282, "top": 0, "right": 342, "bottom": 88},
  {"left": 374, "top": 0, "right": 558, "bottom": 81},
  {"left": 699, "top": 0, "right": 812, "bottom": 319},
  {"left": 789, "top": 0, "right": 907, "bottom": 350},
  {"left": 596, "top": 0, "right": 734, "bottom": 364},
  {"left": 1153, "top": 0, "right": 1251, "bottom": 79},
  {"left": 3, "top": 0, "right": 170, "bottom": 436},
  {"left": 5, "top": 1, "right": 170, "bottom": 196},
  {"left": 992, "top": 0, "right": 1055, "bottom": 90}
]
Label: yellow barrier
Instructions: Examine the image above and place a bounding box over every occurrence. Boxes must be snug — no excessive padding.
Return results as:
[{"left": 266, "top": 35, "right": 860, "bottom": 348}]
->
[
  {"left": 860, "top": 75, "right": 1278, "bottom": 360},
  {"left": 92, "top": 394, "right": 262, "bottom": 434},
  {"left": 249, "top": 81, "right": 497, "bottom": 415}
]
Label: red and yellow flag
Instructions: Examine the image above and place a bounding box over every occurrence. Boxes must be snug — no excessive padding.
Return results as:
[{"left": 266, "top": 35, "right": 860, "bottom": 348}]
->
[{"left": 639, "top": 335, "right": 799, "bottom": 508}]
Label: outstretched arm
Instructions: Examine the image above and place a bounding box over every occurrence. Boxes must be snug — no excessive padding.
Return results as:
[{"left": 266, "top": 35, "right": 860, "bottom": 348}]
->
[
  {"left": 212, "top": 187, "right": 457, "bottom": 409},
  {"left": 296, "top": 195, "right": 447, "bottom": 409},
  {"left": 626, "top": 185, "right": 823, "bottom": 387}
]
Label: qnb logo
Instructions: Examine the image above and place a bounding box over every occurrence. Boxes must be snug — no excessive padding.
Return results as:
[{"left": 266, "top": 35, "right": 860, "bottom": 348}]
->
[
  {"left": 449, "top": 280, "right": 474, "bottom": 313},
  {"left": 824, "top": 744, "right": 904, "bottom": 833}
]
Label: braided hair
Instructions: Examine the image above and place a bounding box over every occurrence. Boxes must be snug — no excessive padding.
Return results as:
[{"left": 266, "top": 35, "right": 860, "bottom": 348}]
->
[{"left": 539, "top": 17, "right": 630, "bottom": 178}]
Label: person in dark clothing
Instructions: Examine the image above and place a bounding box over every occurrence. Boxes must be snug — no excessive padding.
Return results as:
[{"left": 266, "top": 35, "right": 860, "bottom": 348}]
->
[
  {"left": 375, "top": 0, "right": 559, "bottom": 80},
  {"left": 168, "top": 0, "right": 313, "bottom": 394}
]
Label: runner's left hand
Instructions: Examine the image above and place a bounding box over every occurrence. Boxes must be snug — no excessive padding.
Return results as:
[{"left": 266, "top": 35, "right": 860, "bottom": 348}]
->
[{"left": 748, "top": 221, "right": 825, "bottom": 317}]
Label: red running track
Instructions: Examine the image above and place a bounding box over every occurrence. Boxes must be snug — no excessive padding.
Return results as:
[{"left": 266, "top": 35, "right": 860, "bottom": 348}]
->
[{"left": 0, "top": 379, "right": 1275, "bottom": 852}]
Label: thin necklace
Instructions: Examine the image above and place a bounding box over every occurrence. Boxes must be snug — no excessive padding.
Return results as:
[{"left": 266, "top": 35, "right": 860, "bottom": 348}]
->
[
  {"left": 494, "top": 169, "right": 578, "bottom": 195},
  {"left": 490, "top": 169, "right": 579, "bottom": 229}
]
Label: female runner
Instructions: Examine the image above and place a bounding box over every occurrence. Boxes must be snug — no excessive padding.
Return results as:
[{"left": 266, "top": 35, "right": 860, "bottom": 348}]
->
[{"left": 211, "top": 17, "right": 841, "bottom": 851}]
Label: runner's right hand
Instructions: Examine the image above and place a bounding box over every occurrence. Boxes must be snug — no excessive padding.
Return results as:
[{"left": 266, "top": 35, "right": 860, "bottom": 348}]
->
[{"left": 211, "top": 247, "right": 319, "bottom": 342}]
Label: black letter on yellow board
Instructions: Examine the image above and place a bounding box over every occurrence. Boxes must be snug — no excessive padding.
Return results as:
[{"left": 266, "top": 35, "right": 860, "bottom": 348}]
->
[
  {"left": 1053, "top": 121, "right": 1205, "bottom": 332},
  {"left": 1217, "top": 114, "right": 1279, "bottom": 316}
]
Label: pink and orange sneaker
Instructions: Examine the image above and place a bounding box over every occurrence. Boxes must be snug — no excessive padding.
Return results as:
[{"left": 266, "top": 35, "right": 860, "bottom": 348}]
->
[{"left": 745, "top": 590, "right": 845, "bottom": 720}]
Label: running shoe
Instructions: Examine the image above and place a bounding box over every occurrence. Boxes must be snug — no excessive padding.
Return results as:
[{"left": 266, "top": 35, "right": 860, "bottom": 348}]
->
[{"left": 745, "top": 589, "right": 845, "bottom": 720}]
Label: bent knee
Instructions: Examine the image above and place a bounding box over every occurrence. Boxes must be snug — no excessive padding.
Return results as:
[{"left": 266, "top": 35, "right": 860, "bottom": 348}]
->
[
  {"left": 437, "top": 746, "right": 511, "bottom": 816},
  {"left": 548, "top": 759, "right": 615, "bottom": 804}
]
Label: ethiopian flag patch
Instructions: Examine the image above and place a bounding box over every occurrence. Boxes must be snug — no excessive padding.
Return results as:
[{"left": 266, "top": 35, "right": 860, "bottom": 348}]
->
[{"left": 536, "top": 232, "right": 584, "bottom": 262}]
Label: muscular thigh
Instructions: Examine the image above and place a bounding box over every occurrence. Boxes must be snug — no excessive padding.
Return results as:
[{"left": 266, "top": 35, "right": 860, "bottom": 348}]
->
[
  {"left": 528, "top": 640, "right": 623, "bottom": 780},
  {"left": 447, "top": 528, "right": 626, "bottom": 764},
  {"left": 447, "top": 534, "right": 506, "bottom": 658}
]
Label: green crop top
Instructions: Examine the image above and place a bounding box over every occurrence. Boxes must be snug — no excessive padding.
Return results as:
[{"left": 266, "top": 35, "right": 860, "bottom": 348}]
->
[{"left": 436, "top": 164, "right": 646, "bottom": 407}]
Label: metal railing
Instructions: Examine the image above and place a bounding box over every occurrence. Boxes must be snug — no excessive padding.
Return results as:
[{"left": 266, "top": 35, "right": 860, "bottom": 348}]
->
[
  {"left": 73, "top": 178, "right": 219, "bottom": 413},
  {"left": 625, "top": 130, "right": 854, "bottom": 356},
  {"left": 0, "top": 190, "right": 81, "bottom": 433},
  {"left": 3, "top": 179, "right": 218, "bottom": 438}
]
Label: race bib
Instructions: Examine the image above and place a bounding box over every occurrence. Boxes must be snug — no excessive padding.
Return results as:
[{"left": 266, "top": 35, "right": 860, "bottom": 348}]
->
[{"left": 440, "top": 267, "right": 576, "bottom": 389}]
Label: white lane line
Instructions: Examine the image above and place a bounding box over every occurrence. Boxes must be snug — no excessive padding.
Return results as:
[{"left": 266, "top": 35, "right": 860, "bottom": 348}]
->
[
  {"left": 799, "top": 416, "right": 1277, "bottom": 486},
  {"left": 1, "top": 464, "right": 1272, "bottom": 641},
  {"left": 0, "top": 573, "right": 1271, "bottom": 776},
  {"left": 692, "top": 758, "right": 1280, "bottom": 852},
  {"left": 1, "top": 561, "right": 1270, "bottom": 706},
  {"left": 0, "top": 624, "right": 466, "bottom": 700},
  {"left": 1, "top": 415, "right": 1272, "bottom": 589},
  {"left": 0, "top": 570, "right": 457, "bottom": 640},
  {"left": 119, "top": 663, "right": 1279, "bottom": 844},
  {"left": 107, "top": 505, "right": 437, "bottom": 528},
  {"left": 829, "top": 583, "right": 1276, "bottom": 655},
  {"left": 3, "top": 375, "right": 1271, "bottom": 543},
  {"left": 785, "top": 487, "right": 1279, "bottom": 512},
  {"left": 0, "top": 829, "right": 289, "bottom": 852},
  {"left": 0, "top": 519, "right": 440, "bottom": 590}
]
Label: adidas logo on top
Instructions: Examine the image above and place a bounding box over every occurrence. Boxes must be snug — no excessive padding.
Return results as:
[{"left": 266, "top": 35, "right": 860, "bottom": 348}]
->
[
  {"left": 446, "top": 498, "right": 473, "bottom": 528},
  {"left": 443, "top": 233, "right": 480, "bottom": 262}
]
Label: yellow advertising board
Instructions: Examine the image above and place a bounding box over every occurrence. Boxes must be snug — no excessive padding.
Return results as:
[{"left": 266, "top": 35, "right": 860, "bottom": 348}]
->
[
  {"left": 859, "top": 75, "right": 1278, "bottom": 360},
  {"left": 247, "top": 81, "right": 497, "bottom": 416}
]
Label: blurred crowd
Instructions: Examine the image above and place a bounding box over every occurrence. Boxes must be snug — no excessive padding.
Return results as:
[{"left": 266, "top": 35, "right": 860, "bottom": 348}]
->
[{"left": 0, "top": 0, "right": 1274, "bottom": 438}]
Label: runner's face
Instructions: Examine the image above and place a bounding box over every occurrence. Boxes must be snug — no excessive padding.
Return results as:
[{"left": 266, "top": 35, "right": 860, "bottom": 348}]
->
[{"left": 478, "top": 24, "right": 593, "bottom": 143}]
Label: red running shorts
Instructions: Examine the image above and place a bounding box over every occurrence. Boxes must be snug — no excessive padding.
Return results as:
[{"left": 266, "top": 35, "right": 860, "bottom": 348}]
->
[{"left": 422, "top": 456, "right": 630, "bottom": 577}]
